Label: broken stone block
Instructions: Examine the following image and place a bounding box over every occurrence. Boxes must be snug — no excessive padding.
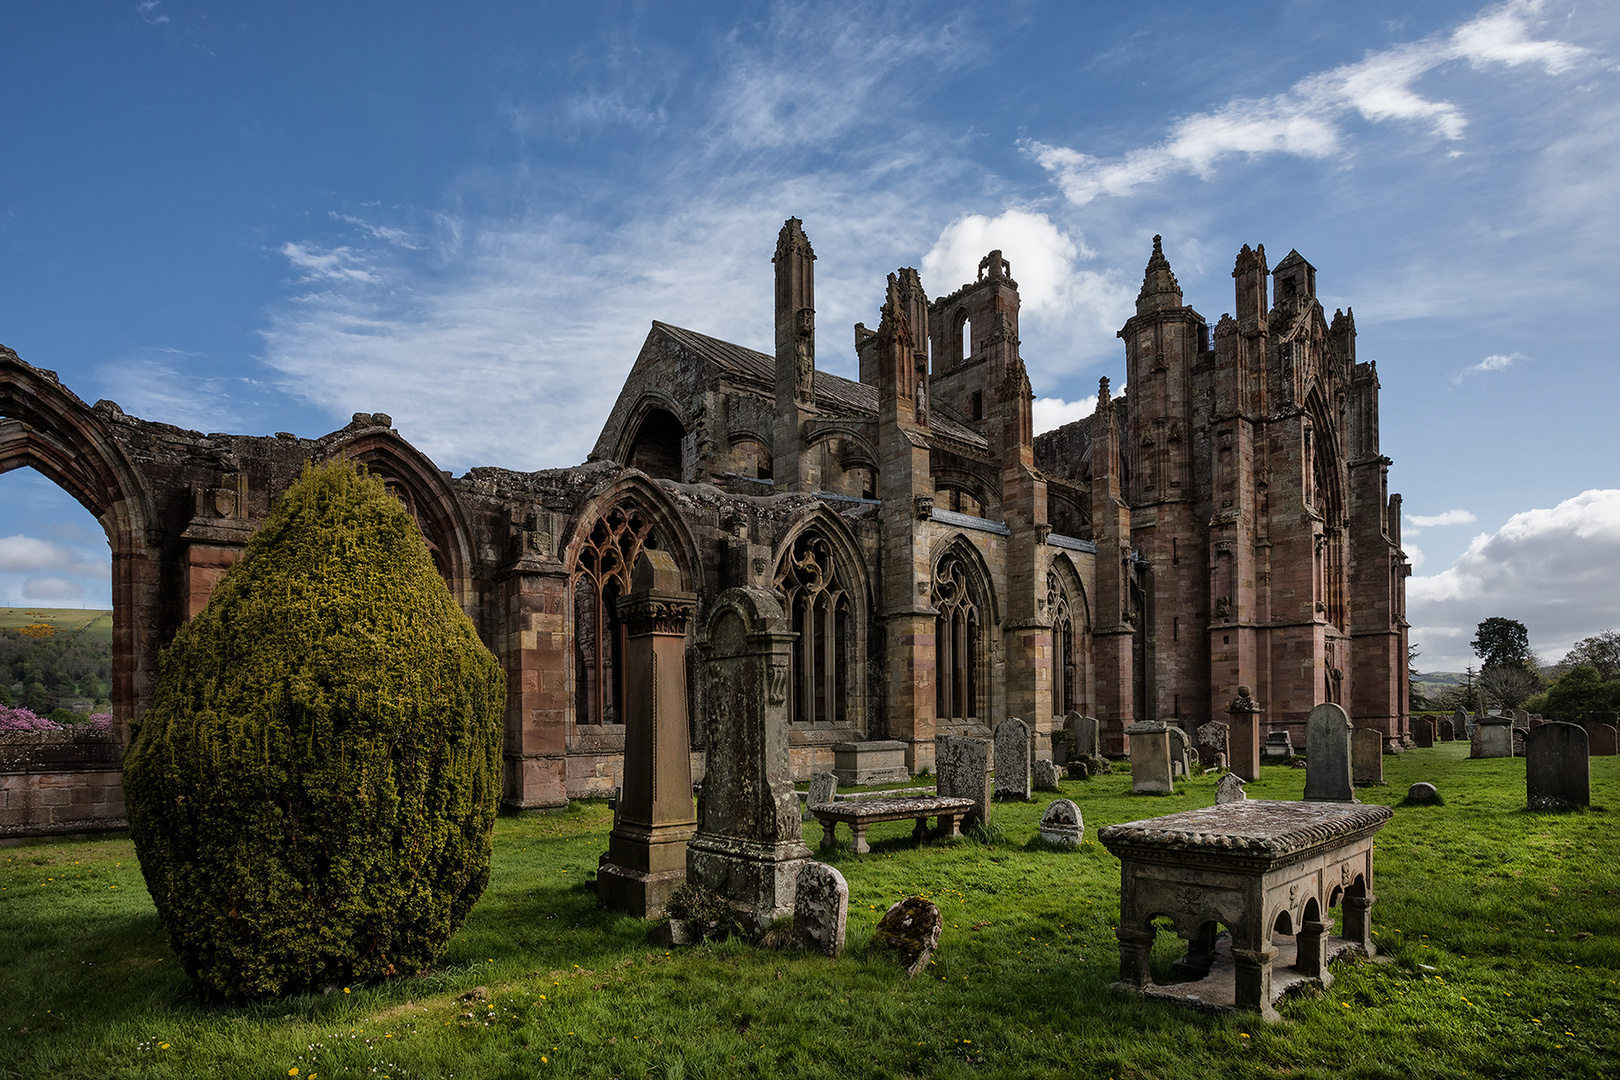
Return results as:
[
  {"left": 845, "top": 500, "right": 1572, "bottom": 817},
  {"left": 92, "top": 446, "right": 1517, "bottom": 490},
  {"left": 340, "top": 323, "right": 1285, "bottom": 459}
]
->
[
  {"left": 872, "top": 896, "right": 943, "bottom": 977},
  {"left": 1215, "top": 773, "right": 1247, "bottom": 804}
]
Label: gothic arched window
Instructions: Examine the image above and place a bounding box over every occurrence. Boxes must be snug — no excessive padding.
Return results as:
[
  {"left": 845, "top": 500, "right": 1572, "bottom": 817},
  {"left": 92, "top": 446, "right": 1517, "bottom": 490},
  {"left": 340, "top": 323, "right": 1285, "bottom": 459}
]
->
[
  {"left": 1049, "top": 570, "right": 1075, "bottom": 718},
  {"left": 776, "top": 532, "right": 850, "bottom": 725},
  {"left": 934, "top": 550, "right": 983, "bottom": 722},
  {"left": 573, "top": 506, "right": 655, "bottom": 726}
]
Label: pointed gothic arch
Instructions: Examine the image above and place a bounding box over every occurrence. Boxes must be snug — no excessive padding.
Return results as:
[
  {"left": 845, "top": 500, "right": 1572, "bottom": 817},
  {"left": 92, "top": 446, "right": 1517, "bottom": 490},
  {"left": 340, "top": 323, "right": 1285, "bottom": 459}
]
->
[
  {"left": 0, "top": 350, "right": 155, "bottom": 732},
  {"left": 1048, "top": 553, "right": 1093, "bottom": 718},
  {"left": 773, "top": 507, "right": 872, "bottom": 730},
  {"left": 930, "top": 535, "right": 998, "bottom": 724}
]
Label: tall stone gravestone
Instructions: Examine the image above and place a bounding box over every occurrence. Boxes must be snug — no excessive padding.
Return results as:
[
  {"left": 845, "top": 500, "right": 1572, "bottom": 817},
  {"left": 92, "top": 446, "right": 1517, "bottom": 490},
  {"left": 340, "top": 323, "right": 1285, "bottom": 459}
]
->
[
  {"left": 1476, "top": 716, "right": 1514, "bottom": 758},
  {"left": 802, "top": 772, "right": 837, "bottom": 821},
  {"left": 994, "top": 718, "right": 1032, "bottom": 800},
  {"left": 1352, "top": 728, "right": 1384, "bottom": 785},
  {"left": 1069, "top": 712, "right": 1102, "bottom": 758},
  {"left": 1123, "top": 720, "right": 1174, "bottom": 794},
  {"left": 935, "top": 734, "right": 991, "bottom": 828},
  {"left": 1590, "top": 724, "right": 1619, "bottom": 756},
  {"left": 1526, "top": 722, "right": 1589, "bottom": 810},
  {"left": 1166, "top": 724, "right": 1192, "bottom": 777},
  {"left": 1197, "top": 720, "right": 1229, "bottom": 769},
  {"left": 686, "top": 587, "right": 811, "bottom": 929},
  {"left": 1303, "top": 703, "right": 1355, "bottom": 802},
  {"left": 1438, "top": 718, "right": 1453, "bottom": 741},
  {"left": 1227, "top": 686, "right": 1263, "bottom": 781},
  {"left": 597, "top": 552, "right": 698, "bottom": 918},
  {"left": 1411, "top": 717, "right": 1434, "bottom": 748},
  {"left": 1453, "top": 708, "right": 1469, "bottom": 741}
]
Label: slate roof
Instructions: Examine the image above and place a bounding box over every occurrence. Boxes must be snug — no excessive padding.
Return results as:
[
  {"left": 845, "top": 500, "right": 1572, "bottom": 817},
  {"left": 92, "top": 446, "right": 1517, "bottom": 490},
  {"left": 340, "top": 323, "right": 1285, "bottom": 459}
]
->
[{"left": 653, "top": 321, "right": 988, "bottom": 451}]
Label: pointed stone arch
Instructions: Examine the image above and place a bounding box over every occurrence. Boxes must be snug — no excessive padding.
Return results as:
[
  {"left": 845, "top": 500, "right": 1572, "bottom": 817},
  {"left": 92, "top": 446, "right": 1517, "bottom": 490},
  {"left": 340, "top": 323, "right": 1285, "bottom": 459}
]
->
[
  {"left": 321, "top": 428, "right": 475, "bottom": 612},
  {"left": 611, "top": 393, "right": 692, "bottom": 481},
  {"left": 772, "top": 505, "right": 872, "bottom": 732},
  {"left": 1048, "top": 552, "right": 1093, "bottom": 718},
  {"left": 0, "top": 349, "right": 156, "bottom": 733},
  {"left": 930, "top": 533, "right": 998, "bottom": 725}
]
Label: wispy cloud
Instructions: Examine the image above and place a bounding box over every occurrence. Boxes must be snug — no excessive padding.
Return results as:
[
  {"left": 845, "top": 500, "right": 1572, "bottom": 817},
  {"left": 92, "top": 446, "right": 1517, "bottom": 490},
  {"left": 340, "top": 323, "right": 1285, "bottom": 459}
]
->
[
  {"left": 1452, "top": 351, "right": 1521, "bottom": 383},
  {"left": 1406, "top": 508, "right": 1479, "bottom": 528},
  {"left": 279, "top": 242, "right": 378, "bottom": 284},
  {"left": 135, "top": 1, "right": 169, "bottom": 26},
  {"left": 1029, "top": 1, "right": 1590, "bottom": 205},
  {"left": 96, "top": 348, "right": 256, "bottom": 433}
]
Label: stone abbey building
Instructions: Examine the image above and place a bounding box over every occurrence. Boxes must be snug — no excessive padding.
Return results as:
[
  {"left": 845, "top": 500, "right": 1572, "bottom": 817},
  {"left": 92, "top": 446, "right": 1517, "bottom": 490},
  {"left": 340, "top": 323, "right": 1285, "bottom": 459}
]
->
[{"left": 0, "top": 219, "right": 1409, "bottom": 824}]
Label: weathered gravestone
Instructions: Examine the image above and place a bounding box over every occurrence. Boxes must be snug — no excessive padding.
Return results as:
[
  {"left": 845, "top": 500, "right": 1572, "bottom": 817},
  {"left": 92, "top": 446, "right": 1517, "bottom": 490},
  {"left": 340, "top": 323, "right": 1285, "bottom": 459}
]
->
[
  {"left": 1411, "top": 717, "right": 1434, "bottom": 748},
  {"left": 803, "top": 772, "right": 837, "bottom": 821},
  {"left": 1438, "top": 718, "right": 1454, "bottom": 741},
  {"left": 1475, "top": 716, "right": 1514, "bottom": 759},
  {"left": 1304, "top": 703, "right": 1355, "bottom": 802},
  {"left": 1590, "top": 724, "right": 1619, "bottom": 756},
  {"left": 686, "top": 587, "right": 811, "bottom": 930},
  {"left": 1074, "top": 714, "right": 1102, "bottom": 759},
  {"left": 1038, "top": 799, "right": 1084, "bottom": 846},
  {"left": 1453, "top": 708, "right": 1469, "bottom": 739},
  {"left": 1124, "top": 720, "right": 1174, "bottom": 794},
  {"left": 1406, "top": 782, "right": 1440, "bottom": 805},
  {"left": 1198, "top": 720, "right": 1230, "bottom": 769},
  {"left": 1352, "top": 728, "right": 1384, "bottom": 785},
  {"left": 994, "top": 718, "right": 1032, "bottom": 800},
  {"left": 1262, "top": 730, "right": 1294, "bottom": 761},
  {"left": 1227, "top": 686, "right": 1263, "bottom": 781},
  {"left": 935, "top": 734, "right": 991, "bottom": 828},
  {"left": 1215, "top": 772, "right": 1247, "bottom": 803},
  {"left": 872, "top": 896, "right": 943, "bottom": 977},
  {"left": 1513, "top": 709, "right": 1530, "bottom": 727},
  {"left": 1166, "top": 724, "right": 1192, "bottom": 777},
  {"left": 1526, "top": 723, "right": 1590, "bottom": 810},
  {"left": 792, "top": 862, "right": 849, "bottom": 958},
  {"left": 597, "top": 552, "right": 699, "bottom": 919},
  {"left": 1032, "top": 758, "right": 1061, "bottom": 791}
]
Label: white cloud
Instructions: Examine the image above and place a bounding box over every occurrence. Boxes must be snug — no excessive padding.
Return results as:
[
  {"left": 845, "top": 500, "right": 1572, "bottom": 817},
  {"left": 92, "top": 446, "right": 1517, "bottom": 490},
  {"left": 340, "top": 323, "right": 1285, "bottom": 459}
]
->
[
  {"left": 0, "top": 535, "right": 81, "bottom": 572},
  {"left": 22, "top": 577, "right": 83, "bottom": 601},
  {"left": 1405, "top": 508, "right": 1478, "bottom": 528},
  {"left": 1407, "top": 488, "right": 1620, "bottom": 669},
  {"left": 1032, "top": 395, "right": 1099, "bottom": 434},
  {"left": 1030, "top": 1, "right": 1590, "bottom": 205},
  {"left": 96, "top": 349, "right": 254, "bottom": 433},
  {"left": 1451, "top": 351, "right": 1521, "bottom": 383},
  {"left": 921, "top": 210, "right": 1091, "bottom": 316},
  {"left": 279, "top": 242, "right": 378, "bottom": 284},
  {"left": 1404, "top": 542, "right": 1426, "bottom": 573}
]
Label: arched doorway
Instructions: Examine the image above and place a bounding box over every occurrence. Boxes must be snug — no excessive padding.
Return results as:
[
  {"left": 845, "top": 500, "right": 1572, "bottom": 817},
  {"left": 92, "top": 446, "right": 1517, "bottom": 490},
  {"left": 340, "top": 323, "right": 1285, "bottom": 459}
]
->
[{"left": 625, "top": 407, "right": 686, "bottom": 481}]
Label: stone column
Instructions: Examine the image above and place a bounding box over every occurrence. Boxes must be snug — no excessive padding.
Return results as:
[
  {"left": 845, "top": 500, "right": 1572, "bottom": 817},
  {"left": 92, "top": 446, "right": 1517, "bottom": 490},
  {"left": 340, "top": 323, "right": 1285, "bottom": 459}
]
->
[
  {"left": 1231, "top": 945, "right": 1279, "bottom": 1021},
  {"left": 1227, "top": 687, "right": 1263, "bottom": 782},
  {"left": 1342, "top": 895, "right": 1375, "bottom": 955},
  {"left": 687, "top": 586, "right": 812, "bottom": 931},
  {"left": 1113, "top": 926, "right": 1154, "bottom": 991},
  {"left": 1295, "top": 918, "right": 1333, "bottom": 987},
  {"left": 597, "top": 551, "right": 698, "bottom": 918}
]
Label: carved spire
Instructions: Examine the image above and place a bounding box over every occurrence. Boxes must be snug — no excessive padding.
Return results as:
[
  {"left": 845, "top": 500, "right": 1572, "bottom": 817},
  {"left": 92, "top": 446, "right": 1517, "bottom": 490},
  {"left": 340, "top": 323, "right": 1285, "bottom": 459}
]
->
[
  {"left": 774, "top": 217, "right": 815, "bottom": 263},
  {"left": 1135, "top": 234, "right": 1183, "bottom": 314}
]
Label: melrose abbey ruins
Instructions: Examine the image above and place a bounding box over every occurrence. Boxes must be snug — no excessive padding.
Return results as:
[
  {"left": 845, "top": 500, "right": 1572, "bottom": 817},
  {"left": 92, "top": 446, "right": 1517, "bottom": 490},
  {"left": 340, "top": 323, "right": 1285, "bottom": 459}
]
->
[{"left": 0, "top": 219, "right": 1411, "bottom": 831}]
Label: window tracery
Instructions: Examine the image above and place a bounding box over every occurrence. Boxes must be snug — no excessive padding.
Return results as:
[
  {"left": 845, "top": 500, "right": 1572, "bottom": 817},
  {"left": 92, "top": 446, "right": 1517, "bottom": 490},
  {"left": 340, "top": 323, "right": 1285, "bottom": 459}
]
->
[
  {"left": 933, "top": 550, "right": 983, "bottom": 722},
  {"left": 775, "top": 531, "right": 849, "bottom": 725},
  {"left": 573, "top": 506, "right": 656, "bottom": 726}
]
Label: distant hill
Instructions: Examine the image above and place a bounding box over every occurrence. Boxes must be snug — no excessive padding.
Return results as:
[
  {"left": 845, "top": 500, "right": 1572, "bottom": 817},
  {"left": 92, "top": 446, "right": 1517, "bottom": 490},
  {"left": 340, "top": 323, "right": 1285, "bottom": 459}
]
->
[
  {"left": 1412, "top": 670, "right": 1469, "bottom": 706},
  {"left": 1, "top": 608, "right": 115, "bottom": 713},
  {"left": 0, "top": 607, "right": 114, "bottom": 645}
]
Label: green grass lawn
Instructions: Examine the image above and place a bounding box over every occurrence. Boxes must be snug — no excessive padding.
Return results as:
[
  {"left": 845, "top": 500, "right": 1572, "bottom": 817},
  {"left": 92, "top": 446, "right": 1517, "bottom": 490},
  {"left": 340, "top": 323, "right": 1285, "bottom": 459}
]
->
[{"left": 2, "top": 743, "right": 1615, "bottom": 1079}]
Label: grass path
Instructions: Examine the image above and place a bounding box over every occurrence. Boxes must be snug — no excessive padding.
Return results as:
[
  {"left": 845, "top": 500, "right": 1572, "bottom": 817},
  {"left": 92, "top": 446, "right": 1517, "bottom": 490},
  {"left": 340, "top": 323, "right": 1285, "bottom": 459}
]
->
[{"left": 2, "top": 744, "right": 1615, "bottom": 1079}]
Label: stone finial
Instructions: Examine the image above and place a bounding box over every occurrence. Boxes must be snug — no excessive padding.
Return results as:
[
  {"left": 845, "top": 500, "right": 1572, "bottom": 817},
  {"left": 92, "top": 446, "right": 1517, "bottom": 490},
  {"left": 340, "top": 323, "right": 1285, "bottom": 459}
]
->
[
  {"left": 1098, "top": 375, "right": 1111, "bottom": 402},
  {"left": 774, "top": 217, "right": 815, "bottom": 262},
  {"left": 1136, "top": 234, "right": 1183, "bottom": 310}
]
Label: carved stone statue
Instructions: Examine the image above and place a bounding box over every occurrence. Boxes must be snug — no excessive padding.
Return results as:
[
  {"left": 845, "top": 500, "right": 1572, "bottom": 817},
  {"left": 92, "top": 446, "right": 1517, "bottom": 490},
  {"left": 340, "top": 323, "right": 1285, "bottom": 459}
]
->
[{"left": 794, "top": 308, "right": 815, "bottom": 404}]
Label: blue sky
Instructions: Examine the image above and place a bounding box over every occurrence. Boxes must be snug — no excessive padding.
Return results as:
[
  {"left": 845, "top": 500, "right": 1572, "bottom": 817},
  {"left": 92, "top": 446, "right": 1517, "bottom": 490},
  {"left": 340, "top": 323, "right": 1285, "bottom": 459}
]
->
[{"left": 1, "top": 0, "right": 1616, "bottom": 673}]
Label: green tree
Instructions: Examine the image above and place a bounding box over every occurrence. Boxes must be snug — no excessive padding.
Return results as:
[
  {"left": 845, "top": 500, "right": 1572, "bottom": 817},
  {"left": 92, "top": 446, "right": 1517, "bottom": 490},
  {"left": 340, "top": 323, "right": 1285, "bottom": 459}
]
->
[
  {"left": 1471, "top": 617, "right": 1532, "bottom": 670},
  {"left": 1562, "top": 629, "right": 1620, "bottom": 681},
  {"left": 123, "top": 462, "right": 505, "bottom": 1001},
  {"left": 1527, "top": 665, "right": 1620, "bottom": 723}
]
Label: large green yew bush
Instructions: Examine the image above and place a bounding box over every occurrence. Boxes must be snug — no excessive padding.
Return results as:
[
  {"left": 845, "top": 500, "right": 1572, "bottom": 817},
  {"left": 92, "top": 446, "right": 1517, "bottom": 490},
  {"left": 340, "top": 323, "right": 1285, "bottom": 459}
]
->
[{"left": 124, "top": 462, "right": 505, "bottom": 1000}]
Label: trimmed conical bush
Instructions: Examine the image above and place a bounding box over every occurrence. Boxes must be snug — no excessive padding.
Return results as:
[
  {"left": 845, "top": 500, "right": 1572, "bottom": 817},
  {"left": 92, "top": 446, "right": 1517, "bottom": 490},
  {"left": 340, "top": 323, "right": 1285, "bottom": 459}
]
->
[{"left": 124, "top": 461, "right": 504, "bottom": 1000}]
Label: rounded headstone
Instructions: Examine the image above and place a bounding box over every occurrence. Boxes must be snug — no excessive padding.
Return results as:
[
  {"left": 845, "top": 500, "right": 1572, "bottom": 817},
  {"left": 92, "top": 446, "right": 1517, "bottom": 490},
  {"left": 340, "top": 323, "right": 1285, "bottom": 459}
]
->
[
  {"left": 1406, "top": 781, "right": 1439, "bottom": 804},
  {"left": 1038, "top": 798, "right": 1084, "bottom": 846}
]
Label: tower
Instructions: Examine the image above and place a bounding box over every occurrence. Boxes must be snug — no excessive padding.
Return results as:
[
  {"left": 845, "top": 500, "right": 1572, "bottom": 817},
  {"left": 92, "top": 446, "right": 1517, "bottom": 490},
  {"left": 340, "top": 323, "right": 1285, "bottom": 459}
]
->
[{"left": 773, "top": 218, "right": 817, "bottom": 492}]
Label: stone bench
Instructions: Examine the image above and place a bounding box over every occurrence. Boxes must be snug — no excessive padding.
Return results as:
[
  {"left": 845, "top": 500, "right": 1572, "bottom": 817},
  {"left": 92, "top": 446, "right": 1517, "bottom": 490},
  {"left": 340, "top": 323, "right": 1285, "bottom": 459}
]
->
[{"left": 808, "top": 795, "right": 977, "bottom": 854}]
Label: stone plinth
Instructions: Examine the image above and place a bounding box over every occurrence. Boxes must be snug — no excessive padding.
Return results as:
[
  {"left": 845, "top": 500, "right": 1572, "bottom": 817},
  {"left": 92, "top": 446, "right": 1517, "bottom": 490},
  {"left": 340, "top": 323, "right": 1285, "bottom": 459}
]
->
[
  {"left": 832, "top": 741, "right": 910, "bottom": 786},
  {"left": 1262, "top": 731, "right": 1294, "bottom": 761},
  {"left": 1124, "top": 720, "right": 1173, "bottom": 794},
  {"left": 1227, "top": 688, "right": 1263, "bottom": 782},
  {"left": 686, "top": 587, "right": 811, "bottom": 930},
  {"left": 994, "top": 718, "right": 1032, "bottom": 800},
  {"left": 935, "top": 734, "right": 991, "bottom": 828},
  {"left": 1352, "top": 728, "right": 1383, "bottom": 786},
  {"left": 597, "top": 551, "right": 698, "bottom": 919},
  {"left": 1099, "top": 800, "right": 1392, "bottom": 1021},
  {"left": 1476, "top": 717, "right": 1514, "bottom": 759},
  {"left": 1526, "top": 722, "right": 1589, "bottom": 810},
  {"left": 1304, "top": 704, "right": 1354, "bottom": 802}
]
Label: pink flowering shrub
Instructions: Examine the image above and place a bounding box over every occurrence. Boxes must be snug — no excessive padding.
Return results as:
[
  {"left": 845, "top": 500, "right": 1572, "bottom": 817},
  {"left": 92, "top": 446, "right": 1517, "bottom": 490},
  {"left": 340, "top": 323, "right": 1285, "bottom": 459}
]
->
[{"left": 0, "top": 707, "right": 114, "bottom": 736}]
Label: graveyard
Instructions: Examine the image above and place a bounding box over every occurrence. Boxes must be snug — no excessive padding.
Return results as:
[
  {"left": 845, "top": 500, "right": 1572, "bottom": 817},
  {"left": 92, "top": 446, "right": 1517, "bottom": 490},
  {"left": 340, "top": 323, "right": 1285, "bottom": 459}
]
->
[{"left": 3, "top": 743, "right": 1615, "bottom": 1080}]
